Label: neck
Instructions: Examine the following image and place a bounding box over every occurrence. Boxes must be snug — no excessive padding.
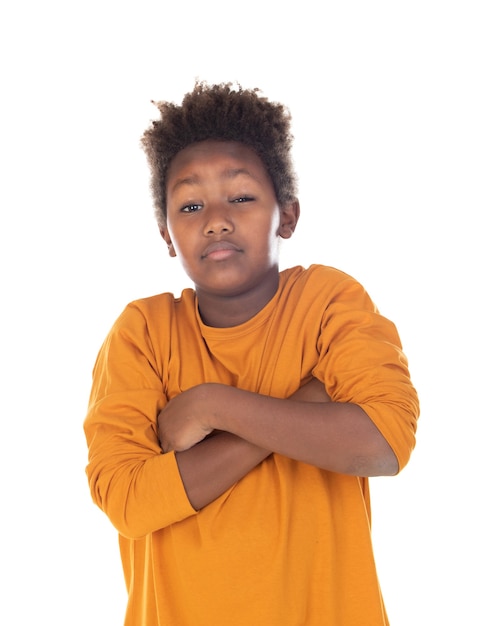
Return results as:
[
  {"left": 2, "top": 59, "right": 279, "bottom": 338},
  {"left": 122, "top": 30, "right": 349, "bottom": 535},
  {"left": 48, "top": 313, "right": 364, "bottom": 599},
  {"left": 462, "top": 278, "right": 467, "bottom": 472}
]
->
[{"left": 196, "top": 274, "right": 280, "bottom": 328}]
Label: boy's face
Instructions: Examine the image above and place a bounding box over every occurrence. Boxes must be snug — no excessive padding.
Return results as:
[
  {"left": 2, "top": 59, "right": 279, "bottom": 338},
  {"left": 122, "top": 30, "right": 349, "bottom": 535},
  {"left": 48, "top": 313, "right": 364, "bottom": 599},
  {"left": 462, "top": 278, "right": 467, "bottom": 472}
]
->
[{"left": 161, "top": 140, "right": 298, "bottom": 306}]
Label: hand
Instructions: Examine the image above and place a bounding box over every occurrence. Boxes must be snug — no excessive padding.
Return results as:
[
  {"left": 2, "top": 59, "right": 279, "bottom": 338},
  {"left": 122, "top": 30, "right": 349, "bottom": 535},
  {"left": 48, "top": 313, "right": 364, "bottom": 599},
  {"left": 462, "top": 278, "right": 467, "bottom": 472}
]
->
[
  {"left": 158, "top": 379, "right": 330, "bottom": 453},
  {"left": 158, "top": 384, "right": 225, "bottom": 453}
]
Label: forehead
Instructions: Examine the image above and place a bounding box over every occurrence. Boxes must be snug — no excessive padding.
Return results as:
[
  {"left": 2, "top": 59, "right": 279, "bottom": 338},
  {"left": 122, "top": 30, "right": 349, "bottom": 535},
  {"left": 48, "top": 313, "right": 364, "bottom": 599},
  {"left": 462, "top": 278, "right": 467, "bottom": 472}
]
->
[{"left": 167, "top": 140, "right": 271, "bottom": 185}]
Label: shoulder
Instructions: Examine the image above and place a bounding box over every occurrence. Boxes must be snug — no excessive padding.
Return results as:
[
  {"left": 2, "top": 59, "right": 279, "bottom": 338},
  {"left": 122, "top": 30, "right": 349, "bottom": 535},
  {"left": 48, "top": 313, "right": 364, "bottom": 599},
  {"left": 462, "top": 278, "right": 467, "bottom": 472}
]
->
[
  {"left": 118, "top": 288, "right": 196, "bottom": 324},
  {"left": 106, "top": 288, "right": 197, "bottom": 347},
  {"left": 280, "top": 264, "right": 374, "bottom": 308},
  {"left": 281, "top": 264, "right": 358, "bottom": 286},
  {"left": 94, "top": 288, "right": 197, "bottom": 373}
]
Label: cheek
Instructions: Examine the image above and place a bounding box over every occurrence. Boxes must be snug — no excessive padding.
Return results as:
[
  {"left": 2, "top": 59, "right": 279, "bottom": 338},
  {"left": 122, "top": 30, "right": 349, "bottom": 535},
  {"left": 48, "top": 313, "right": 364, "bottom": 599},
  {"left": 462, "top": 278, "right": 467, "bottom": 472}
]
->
[
  {"left": 253, "top": 215, "right": 282, "bottom": 260},
  {"left": 165, "top": 223, "right": 186, "bottom": 249},
  {"left": 163, "top": 229, "right": 183, "bottom": 260},
  {"left": 169, "top": 238, "right": 188, "bottom": 260},
  {"left": 266, "top": 212, "right": 282, "bottom": 240}
]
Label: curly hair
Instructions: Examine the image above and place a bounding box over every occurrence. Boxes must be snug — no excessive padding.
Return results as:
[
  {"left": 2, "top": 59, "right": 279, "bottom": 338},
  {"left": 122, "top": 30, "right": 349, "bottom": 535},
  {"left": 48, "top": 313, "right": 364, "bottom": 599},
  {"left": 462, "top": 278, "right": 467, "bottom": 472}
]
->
[{"left": 140, "top": 81, "right": 298, "bottom": 228}]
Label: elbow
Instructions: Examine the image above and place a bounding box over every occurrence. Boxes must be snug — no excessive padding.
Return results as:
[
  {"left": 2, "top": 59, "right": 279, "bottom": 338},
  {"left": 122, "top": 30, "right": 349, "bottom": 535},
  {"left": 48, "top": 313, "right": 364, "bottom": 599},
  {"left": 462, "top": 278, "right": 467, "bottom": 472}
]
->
[
  {"left": 348, "top": 441, "right": 399, "bottom": 478},
  {"left": 347, "top": 453, "right": 398, "bottom": 477},
  {"left": 87, "top": 468, "right": 155, "bottom": 540},
  {"left": 110, "top": 518, "right": 150, "bottom": 541},
  {"left": 373, "top": 449, "right": 399, "bottom": 477},
  {"left": 87, "top": 456, "right": 196, "bottom": 539},
  {"left": 102, "top": 493, "right": 151, "bottom": 539},
  {"left": 373, "top": 438, "right": 400, "bottom": 476},
  {"left": 374, "top": 439, "right": 400, "bottom": 476}
]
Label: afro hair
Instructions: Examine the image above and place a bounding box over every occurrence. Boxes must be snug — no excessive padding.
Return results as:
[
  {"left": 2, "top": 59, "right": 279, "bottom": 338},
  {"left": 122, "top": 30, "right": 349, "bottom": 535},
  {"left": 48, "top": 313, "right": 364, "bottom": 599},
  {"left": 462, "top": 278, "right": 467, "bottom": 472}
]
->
[{"left": 140, "top": 81, "right": 298, "bottom": 227}]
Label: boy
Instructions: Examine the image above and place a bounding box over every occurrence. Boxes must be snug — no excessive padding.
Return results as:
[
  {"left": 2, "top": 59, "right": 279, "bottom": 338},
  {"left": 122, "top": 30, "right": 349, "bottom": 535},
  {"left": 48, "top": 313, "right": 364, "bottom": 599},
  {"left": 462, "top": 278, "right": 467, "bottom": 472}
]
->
[{"left": 84, "top": 81, "right": 419, "bottom": 625}]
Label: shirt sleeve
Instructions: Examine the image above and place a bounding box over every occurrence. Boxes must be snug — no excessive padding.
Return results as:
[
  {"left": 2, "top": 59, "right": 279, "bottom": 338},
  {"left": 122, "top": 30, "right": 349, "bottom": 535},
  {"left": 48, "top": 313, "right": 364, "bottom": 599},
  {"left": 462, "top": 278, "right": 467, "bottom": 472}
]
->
[
  {"left": 312, "top": 272, "right": 419, "bottom": 471},
  {"left": 83, "top": 302, "right": 196, "bottom": 539}
]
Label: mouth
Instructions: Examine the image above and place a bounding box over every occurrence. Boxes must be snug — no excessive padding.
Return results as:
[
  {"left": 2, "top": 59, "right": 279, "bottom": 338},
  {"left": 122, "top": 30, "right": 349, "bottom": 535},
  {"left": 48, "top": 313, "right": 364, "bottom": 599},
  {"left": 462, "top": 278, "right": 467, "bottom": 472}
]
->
[{"left": 201, "top": 240, "right": 242, "bottom": 261}]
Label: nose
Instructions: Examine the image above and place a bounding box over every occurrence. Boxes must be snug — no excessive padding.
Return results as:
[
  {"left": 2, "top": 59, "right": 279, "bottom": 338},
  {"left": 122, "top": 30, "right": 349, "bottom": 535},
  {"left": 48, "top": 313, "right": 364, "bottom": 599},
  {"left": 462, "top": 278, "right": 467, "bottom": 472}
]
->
[{"left": 203, "top": 203, "right": 234, "bottom": 236}]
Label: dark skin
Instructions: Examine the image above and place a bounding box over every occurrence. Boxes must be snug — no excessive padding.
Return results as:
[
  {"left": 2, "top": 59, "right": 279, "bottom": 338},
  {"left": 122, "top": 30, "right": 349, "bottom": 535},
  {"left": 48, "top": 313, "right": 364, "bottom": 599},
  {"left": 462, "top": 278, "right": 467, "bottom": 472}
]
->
[
  {"left": 167, "top": 379, "right": 330, "bottom": 511},
  {"left": 160, "top": 380, "right": 397, "bottom": 510},
  {"left": 157, "top": 140, "right": 398, "bottom": 510}
]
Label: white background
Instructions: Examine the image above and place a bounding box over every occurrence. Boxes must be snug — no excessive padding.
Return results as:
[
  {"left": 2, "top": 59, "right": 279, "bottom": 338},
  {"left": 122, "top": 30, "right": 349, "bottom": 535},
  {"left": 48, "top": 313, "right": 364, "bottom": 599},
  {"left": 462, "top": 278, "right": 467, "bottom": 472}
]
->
[{"left": 1, "top": 1, "right": 492, "bottom": 624}]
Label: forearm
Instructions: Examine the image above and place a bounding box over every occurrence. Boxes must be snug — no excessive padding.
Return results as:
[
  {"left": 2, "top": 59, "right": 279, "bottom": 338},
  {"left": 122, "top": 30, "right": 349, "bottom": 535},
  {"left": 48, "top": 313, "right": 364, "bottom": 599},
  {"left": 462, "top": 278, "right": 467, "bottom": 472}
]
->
[
  {"left": 175, "top": 432, "right": 270, "bottom": 510},
  {"left": 208, "top": 386, "right": 398, "bottom": 476},
  {"left": 160, "top": 379, "right": 326, "bottom": 510}
]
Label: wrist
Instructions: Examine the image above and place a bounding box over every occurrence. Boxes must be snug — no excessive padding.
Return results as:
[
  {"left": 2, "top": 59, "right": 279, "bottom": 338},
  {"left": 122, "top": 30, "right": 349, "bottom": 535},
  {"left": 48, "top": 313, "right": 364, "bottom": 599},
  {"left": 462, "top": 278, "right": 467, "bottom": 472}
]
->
[{"left": 199, "top": 383, "right": 233, "bottom": 431}]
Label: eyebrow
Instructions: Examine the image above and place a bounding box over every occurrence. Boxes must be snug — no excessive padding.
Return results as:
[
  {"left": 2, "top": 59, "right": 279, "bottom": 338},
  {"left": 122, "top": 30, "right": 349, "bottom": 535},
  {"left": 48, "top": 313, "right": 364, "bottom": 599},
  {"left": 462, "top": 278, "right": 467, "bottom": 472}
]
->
[{"left": 170, "top": 167, "right": 260, "bottom": 193}]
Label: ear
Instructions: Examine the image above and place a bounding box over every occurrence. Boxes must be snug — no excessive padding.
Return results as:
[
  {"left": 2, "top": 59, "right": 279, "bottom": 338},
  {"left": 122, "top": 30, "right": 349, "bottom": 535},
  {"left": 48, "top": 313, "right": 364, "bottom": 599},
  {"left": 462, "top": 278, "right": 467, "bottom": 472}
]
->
[
  {"left": 278, "top": 199, "right": 300, "bottom": 239},
  {"left": 159, "top": 226, "right": 177, "bottom": 258}
]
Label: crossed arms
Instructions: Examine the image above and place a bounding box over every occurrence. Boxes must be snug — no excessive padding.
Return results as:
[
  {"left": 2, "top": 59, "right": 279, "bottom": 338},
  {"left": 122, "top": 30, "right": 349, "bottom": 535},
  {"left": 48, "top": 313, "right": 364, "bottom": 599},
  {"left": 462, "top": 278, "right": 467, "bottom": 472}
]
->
[{"left": 158, "top": 378, "right": 399, "bottom": 511}]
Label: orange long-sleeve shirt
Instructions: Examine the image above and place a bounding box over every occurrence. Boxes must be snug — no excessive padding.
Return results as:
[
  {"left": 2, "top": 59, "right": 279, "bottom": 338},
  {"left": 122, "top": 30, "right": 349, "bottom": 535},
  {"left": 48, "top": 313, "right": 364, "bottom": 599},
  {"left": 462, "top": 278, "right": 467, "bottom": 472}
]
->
[{"left": 84, "top": 264, "right": 419, "bottom": 625}]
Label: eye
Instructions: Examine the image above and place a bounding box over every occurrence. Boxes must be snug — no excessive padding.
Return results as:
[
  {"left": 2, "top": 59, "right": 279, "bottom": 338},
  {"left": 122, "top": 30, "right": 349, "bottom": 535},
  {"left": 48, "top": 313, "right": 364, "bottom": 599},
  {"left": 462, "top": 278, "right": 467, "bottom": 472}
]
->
[
  {"left": 232, "top": 196, "right": 255, "bottom": 204},
  {"left": 181, "top": 203, "right": 202, "bottom": 213}
]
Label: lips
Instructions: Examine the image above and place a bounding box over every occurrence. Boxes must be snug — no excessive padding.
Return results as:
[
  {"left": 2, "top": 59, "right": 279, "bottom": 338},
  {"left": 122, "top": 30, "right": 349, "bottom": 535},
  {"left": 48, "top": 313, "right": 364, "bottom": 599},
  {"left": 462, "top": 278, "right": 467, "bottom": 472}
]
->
[{"left": 201, "top": 240, "right": 241, "bottom": 259}]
